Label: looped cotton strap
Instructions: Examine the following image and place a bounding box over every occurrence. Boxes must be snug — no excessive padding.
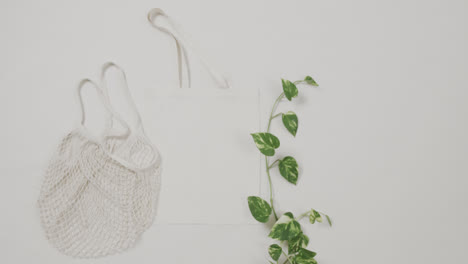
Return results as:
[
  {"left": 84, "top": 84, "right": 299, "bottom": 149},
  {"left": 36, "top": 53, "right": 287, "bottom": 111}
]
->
[
  {"left": 100, "top": 62, "right": 145, "bottom": 133},
  {"left": 76, "top": 78, "right": 131, "bottom": 138},
  {"left": 147, "top": 8, "right": 230, "bottom": 89}
]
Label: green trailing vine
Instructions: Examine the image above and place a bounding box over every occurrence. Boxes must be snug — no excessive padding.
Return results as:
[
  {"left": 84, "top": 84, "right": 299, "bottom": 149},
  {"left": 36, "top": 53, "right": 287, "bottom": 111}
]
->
[{"left": 248, "top": 76, "right": 331, "bottom": 264}]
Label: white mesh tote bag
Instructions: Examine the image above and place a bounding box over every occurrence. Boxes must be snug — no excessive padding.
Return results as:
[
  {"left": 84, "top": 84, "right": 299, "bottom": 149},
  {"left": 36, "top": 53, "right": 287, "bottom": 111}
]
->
[
  {"left": 146, "top": 8, "right": 260, "bottom": 224},
  {"left": 38, "top": 79, "right": 138, "bottom": 257},
  {"left": 38, "top": 76, "right": 161, "bottom": 258}
]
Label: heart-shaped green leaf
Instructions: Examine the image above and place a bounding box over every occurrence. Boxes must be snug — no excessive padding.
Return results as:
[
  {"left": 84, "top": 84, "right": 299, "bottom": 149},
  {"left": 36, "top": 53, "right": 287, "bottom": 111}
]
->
[
  {"left": 292, "top": 248, "right": 317, "bottom": 264},
  {"left": 288, "top": 233, "right": 309, "bottom": 254},
  {"left": 268, "top": 244, "right": 282, "bottom": 261},
  {"left": 269, "top": 212, "right": 302, "bottom": 241},
  {"left": 247, "top": 196, "right": 272, "bottom": 223},
  {"left": 282, "top": 79, "right": 298, "bottom": 101},
  {"left": 282, "top": 111, "right": 298, "bottom": 136},
  {"left": 279, "top": 156, "right": 299, "bottom": 185},
  {"left": 304, "top": 76, "right": 318, "bottom": 86},
  {"left": 309, "top": 209, "right": 322, "bottom": 224},
  {"left": 251, "top": 132, "right": 280, "bottom": 156}
]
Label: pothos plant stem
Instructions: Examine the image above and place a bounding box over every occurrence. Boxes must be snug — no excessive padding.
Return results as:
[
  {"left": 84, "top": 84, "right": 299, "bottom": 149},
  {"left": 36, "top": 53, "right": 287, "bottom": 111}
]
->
[
  {"left": 269, "top": 159, "right": 280, "bottom": 169},
  {"left": 281, "top": 250, "right": 293, "bottom": 264},
  {"left": 266, "top": 156, "right": 279, "bottom": 221},
  {"left": 296, "top": 211, "right": 310, "bottom": 221},
  {"left": 272, "top": 113, "right": 283, "bottom": 119},
  {"left": 267, "top": 93, "right": 285, "bottom": 132},
  {"left": 266, "top": 93, "right": 285, "bottom": 221}
]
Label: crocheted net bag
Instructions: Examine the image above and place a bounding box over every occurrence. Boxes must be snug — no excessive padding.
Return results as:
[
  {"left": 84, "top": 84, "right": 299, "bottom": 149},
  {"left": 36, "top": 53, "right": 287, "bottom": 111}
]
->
[{"left": 38, "top": 75, "right": 161, "bottom": 258}]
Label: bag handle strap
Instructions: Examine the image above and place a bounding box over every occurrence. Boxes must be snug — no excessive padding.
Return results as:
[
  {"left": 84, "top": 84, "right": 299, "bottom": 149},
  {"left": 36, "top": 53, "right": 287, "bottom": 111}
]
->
[
  {"left": 75, "top": 79, "right": 136, "bottom": 209},
  {"left": 100, "top": 62, "right": 145, "bottom": 134},
  {"left": 76, "top": 78, "right": 131, "bottom": 138},
  {"left": 147, "top": 8, "right": 230, "bottom": 89}
]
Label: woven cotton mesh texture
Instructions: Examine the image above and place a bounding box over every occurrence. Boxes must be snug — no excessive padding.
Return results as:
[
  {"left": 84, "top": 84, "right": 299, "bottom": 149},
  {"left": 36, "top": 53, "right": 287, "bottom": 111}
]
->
[
  {"left": 38, "top": 129, "right": 161, "bottom": 258},
  {"left": 105, "top": 134, "right": 161, "bottom": 231}
]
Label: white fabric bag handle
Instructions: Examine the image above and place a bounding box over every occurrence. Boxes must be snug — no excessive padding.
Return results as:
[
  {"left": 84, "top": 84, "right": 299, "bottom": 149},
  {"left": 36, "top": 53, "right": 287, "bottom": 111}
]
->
[
  {"left": 76, "top": 78, "right": 131, "bottom": 139},
  {"left": 100, "top": 62, "right": 146, "bottom": 135},
  {"left": 75, "top": 79, "right": 136, "bottom": 207},
  {"left": 147, "top": 8, "right": 230, "bottom": 89}
]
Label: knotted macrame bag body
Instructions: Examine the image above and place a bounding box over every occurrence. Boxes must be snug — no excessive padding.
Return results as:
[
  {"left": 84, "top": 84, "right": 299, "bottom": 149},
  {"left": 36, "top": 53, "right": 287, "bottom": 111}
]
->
[{"left": 38, "top": 70, "right": 161, "bottom": 258}]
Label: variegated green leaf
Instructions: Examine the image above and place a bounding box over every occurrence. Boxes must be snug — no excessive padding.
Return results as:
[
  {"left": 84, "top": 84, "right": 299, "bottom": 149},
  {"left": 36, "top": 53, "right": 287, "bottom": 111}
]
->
[
  {"left": 309, "top": 209, "right": 322, "bottom": 224},
  {"left": 304, "top": 76, "right": 318, "bottom": 86},
  {"left": 279, "top": 156, "right": 299, "bottom": 185},
  {"left": 282, "top": 111, "right": 298, "bottom": 136},
  {"left": 282, "top": 79, "right": 298, "bottom": 101},
  {"left": 268, "top": 244, "right": 282, "bottom": 261},
  {"left": 251, "top": 132, "right": 280, "bottom": 156},
  {"left": 292, "top": 248, "right": 317, "bottom": 264},
  {"left": 309, "top": 215, "right": 315, "bottom": 224},
  {"left": 314, "top": 210, "right": 322, "bottom": 223},
  {"left": 288, "top": 233, "right": 309, "bottom": 254},
  {"left": 269, "top": 212, "right": 302, "bottom": 241},
  {"left": 247, "top": 196, "right": 272, "bottom": 223}
]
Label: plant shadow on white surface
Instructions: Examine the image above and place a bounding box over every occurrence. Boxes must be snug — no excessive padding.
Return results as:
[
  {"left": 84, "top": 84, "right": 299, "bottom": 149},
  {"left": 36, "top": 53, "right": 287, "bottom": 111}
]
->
[{"left": 248, "top": 76, "right": 331, "bottom": 264}]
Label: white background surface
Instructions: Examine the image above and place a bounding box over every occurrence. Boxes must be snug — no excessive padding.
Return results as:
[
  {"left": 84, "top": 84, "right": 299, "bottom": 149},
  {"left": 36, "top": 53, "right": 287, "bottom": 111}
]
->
[{"left": 1, "top": 0, "right": 468, "bottom": 263}]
